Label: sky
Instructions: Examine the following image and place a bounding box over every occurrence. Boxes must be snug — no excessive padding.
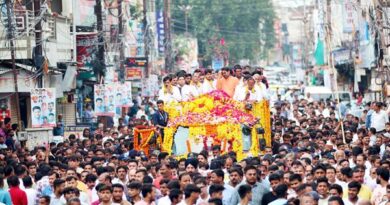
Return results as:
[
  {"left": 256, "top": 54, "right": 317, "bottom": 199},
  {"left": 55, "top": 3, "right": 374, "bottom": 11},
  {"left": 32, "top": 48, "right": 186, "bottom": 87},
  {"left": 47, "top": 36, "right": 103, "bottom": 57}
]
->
[{"left": 273, "top": 0, "right": 314, "bottom": 8}]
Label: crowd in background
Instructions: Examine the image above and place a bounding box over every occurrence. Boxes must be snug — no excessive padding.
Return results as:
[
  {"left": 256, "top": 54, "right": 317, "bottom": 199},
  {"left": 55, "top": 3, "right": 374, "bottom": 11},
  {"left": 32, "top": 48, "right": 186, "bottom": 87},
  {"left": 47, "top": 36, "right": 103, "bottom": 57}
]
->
[{"left": 0, "top": 65, "right": 389, "bottom": 205}]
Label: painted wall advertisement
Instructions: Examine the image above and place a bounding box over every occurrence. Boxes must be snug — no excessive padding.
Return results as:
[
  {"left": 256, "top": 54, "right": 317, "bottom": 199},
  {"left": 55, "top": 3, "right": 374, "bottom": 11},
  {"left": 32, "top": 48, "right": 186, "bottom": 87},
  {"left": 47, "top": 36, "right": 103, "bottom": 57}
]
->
[
  {"left": 31, "top": 88, "right": 56, "bottom": 128},
  {"left": 94, "top": 82, "right": 133, "bottom": 116}
]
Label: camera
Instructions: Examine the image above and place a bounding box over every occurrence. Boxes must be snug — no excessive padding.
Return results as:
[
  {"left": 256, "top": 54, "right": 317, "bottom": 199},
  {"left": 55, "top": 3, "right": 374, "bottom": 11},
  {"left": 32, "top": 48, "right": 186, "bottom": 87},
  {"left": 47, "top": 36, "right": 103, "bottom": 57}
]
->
[
  {"left": 242, "top": 124, "right": 252, "bottom": 135},
  {"left": 245, "top": 103, "right": 253, "bottom": 110},
  {"left": 256, "top": 127, "right": 265, "bottom": 134}
]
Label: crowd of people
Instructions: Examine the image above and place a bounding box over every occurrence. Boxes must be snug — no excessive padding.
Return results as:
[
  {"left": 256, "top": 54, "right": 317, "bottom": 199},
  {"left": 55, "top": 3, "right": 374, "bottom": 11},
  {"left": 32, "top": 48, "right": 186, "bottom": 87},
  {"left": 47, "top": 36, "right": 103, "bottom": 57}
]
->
[{"left": 0, "top": 65, "right": 389, "bottom": 205}]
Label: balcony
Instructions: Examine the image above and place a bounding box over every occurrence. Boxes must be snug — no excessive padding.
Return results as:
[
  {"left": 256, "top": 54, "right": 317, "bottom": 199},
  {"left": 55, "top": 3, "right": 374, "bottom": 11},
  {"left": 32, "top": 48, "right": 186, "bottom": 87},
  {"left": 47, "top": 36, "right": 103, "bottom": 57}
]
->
[{"left": 0, "top": 10, "right": 72, "bottom": 66}]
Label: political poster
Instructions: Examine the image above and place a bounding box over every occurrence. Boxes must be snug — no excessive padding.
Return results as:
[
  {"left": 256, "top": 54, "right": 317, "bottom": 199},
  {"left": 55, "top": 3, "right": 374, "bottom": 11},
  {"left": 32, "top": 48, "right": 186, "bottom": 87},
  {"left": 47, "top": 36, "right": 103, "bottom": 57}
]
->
[
  {"left": 94, "top": 84, "right": 108, "bottom": 116},
  {"left": 30, "top": 88, "right": 56, "bottom": 128},
  {"left": 77, "top": 33, "right": 98, "bottom": 68},
  {"left": 119, "top": 82, "right": 133, "bottom": 108},
  {"left": 212, "top": 58, "right": 224, "bottom": 71},
  {"left": 94, "top": 83, "right": 133, "bottom": 116},
  {"left": 104, "top": 84, "right": 117, "bottom": 115},
  {"left": 141, "top": 75, "right": 159, "bottom": 97}
]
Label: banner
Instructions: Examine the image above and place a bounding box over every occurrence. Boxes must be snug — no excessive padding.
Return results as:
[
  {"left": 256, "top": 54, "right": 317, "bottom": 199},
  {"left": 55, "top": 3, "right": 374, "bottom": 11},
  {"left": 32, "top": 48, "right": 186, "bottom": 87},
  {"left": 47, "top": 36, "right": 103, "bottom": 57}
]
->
[
  {"left": 30, "top": 88, "right": 56, "bottom": 128},
  {"left": 342, "top": 0, "right": 358, "bottom": 33},
  {"left": 174, "top": 37, "right": 199, "bottom": 73},
  {"left": 104, "top": 84, "right": 117, "bottom": 115},
  {"left": 94, "top": 83, "right": 133, "bottom": 116},
  {"left": 126, "top": 67, "right": 143, "bottom": 80},
  {"left": 77, "top": 33, "right": 98, "bottom": 68},
  {"left": 117, "top": 82, "right": 133, "bottom": 108},
  {"left": 212, "top": 58, "right": 224, "bottom": 71},
  {"left": 94, "top": 84, "right": 108, "bottom": 116},
  {"left": 141, "top": 75, "right": 159, "bottom": 97},
  {"left": 64, "top": 126, "right": 90, "bottom": 140},
  {"left": 75, "top": 0, "right": 96, "bottom": 26},
  {"left": 156, "top": 10, "right": 165, "bottom": 54}
]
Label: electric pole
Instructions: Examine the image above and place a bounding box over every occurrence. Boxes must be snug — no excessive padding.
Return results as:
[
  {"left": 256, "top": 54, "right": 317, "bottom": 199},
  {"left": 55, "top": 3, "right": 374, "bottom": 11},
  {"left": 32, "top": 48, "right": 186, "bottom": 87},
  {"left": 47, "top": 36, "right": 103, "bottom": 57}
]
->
[
  {"left": 164, "top": 0, "right": 173, "bottom": 73},
  {"left": 34, "top": 0, "right": 43, "bottom": 87},
  {"left": 143, "top": 0, "right": 149, "bottom": 77},
  {"left": 5, "top": 0, "right": 21, "bottom": 127},
  {"left": 118, "top": 0, "right": 125, "bottom": 82},
  {"left": 95, "top": 0, "right": 105, "bottom": 80}
]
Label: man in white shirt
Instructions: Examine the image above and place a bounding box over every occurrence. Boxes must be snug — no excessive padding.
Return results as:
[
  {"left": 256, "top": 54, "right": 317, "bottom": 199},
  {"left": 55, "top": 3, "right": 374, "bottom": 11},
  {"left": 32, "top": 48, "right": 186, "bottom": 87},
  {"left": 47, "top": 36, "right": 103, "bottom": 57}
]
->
[
  {"left": 179, "top": 74, "right": 198, "bottom": 101},
  {"left": 371, "top": 167, "right": 389, "bottom": 205},
  {"left": 252, "top": 74, "right": 269, "bottom": 100},
  {"left": 50, "top": 179, "right": 65, "bottom": 205},
  {"left": 23, "top": 176, "right": 37, "bottom": 205},
  {"left": 158, "top": 76, "right": 181, "bottom": 103},
  {"left": 234, "top": 77, "right": 264, "bottom": 102},
  {"left": 192, "top": 69, "right": 204, "bottom": 95},
  {"left": 371, "top": 102, "right": 389, "bottom": 133},
  {"left": 234, "top": 65, "right": 245, "bottom": 91},
  {"left": 202, "top": 69, "right": 216, "bottom": 94}
]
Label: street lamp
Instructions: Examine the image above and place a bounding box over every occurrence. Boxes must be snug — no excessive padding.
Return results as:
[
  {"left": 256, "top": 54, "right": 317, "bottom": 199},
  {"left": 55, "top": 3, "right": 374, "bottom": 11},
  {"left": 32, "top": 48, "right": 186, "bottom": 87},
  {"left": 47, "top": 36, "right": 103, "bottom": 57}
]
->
[{"left": 178, "top": 5, "right": 192, "bottom": 34}]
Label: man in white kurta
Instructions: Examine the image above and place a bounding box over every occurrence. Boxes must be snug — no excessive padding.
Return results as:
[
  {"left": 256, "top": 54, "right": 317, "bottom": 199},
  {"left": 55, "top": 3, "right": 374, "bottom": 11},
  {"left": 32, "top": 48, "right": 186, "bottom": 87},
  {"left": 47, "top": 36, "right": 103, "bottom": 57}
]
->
[
  {"left": 175, "top": 74, "right": 198, "bottom": 101},
  {"left": 234, "top": 77, "right": 264, "bottom": 102},
  {"left": 192, "top": 70, "right": 204, "bottom": 95},
  {"left": 181, "top": 83, "right": 199, "bottom": 101},
  {"left": 202, "top": 69, "right": 216, "bottom": 94},
  {"left": 253, "top": 73, "right": 270, "bottom": 101},
  {"left": 158, "top": 77, "right": 182, "bottom": 103}
]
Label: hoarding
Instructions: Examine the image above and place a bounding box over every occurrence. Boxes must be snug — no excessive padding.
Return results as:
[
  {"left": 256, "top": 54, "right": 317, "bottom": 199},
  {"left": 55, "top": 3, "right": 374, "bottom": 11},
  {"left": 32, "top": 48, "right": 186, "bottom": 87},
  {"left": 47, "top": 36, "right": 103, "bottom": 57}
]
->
[{"left": 30, "top": 88, "right": 56, "bottom": 128}]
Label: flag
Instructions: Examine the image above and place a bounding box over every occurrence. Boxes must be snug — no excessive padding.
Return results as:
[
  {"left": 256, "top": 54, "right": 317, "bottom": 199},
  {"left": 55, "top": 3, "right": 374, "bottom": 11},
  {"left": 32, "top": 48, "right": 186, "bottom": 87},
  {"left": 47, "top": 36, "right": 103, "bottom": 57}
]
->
[
  {"left": 314, "top": 40, "right": 325, "bottom": 66},
  {"left": 220, "top": 38, "right": 225, "bottom": 46}
]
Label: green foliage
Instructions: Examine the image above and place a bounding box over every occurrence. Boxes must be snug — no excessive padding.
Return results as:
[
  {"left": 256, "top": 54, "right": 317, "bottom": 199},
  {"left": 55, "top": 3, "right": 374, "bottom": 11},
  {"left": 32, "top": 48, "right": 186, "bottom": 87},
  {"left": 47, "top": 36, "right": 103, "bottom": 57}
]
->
[{"left": 171, "top": 0, "right": 276, "bottom": 64}]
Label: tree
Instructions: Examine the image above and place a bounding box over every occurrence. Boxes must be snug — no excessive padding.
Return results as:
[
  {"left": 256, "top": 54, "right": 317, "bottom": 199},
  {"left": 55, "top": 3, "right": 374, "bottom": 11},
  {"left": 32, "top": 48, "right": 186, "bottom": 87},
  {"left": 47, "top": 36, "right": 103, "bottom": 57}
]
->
[{"left": 171, "top": 0, "right": 276, "bottom": 65}]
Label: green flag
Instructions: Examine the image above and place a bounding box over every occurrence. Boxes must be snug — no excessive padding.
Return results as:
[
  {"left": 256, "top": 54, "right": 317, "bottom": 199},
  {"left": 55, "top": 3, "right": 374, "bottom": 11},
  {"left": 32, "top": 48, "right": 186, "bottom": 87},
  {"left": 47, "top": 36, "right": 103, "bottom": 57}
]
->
[{"left": 314, "top": 40, "right": 325, "bottom": 66}]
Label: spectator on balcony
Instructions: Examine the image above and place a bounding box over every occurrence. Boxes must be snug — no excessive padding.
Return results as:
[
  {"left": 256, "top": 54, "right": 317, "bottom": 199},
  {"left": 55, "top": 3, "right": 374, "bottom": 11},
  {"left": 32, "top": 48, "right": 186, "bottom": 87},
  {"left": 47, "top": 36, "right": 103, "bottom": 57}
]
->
[{"left": 41, "top": 0, "right": 57, "bottom": 17}]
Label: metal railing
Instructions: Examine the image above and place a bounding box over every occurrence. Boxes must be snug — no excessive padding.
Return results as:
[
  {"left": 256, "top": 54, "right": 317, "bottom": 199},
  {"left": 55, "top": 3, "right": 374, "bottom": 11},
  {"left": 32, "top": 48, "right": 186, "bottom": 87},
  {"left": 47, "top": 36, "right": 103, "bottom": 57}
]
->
[
  {"left": 2, "top": 10, "right": 56, "bottom": 39},
  {"left": 14, "top": 10, "right": 35, "bottom": 37}
]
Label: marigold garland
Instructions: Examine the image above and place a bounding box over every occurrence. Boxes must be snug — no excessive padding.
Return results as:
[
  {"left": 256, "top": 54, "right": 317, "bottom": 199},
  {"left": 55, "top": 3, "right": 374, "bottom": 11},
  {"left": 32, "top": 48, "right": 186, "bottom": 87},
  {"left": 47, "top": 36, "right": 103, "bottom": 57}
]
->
[
  {"left": 250, "top": 124, "right": 260, "bottom": 157},
  {"left": 161, "top": 90, "right": 271, "bottom": 159},
  {"left": 162, "top": 127, "right": 177, "bottom": 154},
  {"left": 252, "top": 100, "right": 271, "bottom": 147},
  {"left": 188, "top": 126, "right": 206, "bottom": 144}
]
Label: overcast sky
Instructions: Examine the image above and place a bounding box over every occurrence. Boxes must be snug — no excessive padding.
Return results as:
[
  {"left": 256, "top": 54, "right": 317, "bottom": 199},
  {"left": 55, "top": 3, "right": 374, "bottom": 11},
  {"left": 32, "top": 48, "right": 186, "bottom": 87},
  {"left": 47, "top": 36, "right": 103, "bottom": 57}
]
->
[{"left": 273, "top": 0, "right": 314, "bottom": 8}]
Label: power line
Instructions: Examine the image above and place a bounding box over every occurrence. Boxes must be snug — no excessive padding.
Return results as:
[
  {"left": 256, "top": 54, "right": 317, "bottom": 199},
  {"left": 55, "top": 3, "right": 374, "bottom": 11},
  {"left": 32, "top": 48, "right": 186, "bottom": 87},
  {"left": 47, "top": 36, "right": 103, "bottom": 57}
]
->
[{"left": 171, "top": 19, "right": 263, "bottom": 36}]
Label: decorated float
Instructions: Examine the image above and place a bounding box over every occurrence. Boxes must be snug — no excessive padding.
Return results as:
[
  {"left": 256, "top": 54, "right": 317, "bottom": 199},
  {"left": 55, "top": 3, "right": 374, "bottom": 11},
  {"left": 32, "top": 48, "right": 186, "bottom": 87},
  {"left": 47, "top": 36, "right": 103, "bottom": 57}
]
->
[{"left": 160, "top": 90, "right": 271, "bottom": 160}]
